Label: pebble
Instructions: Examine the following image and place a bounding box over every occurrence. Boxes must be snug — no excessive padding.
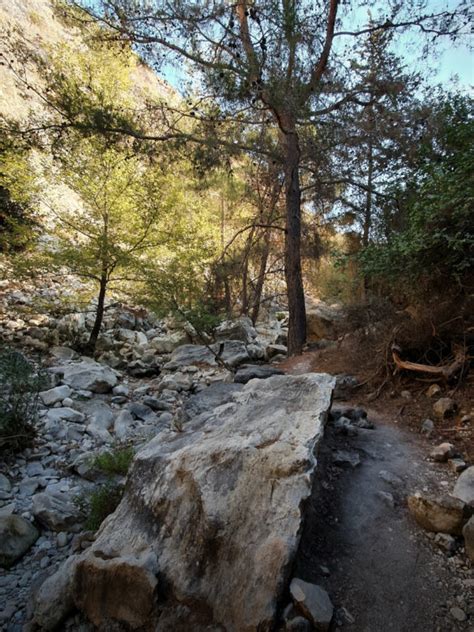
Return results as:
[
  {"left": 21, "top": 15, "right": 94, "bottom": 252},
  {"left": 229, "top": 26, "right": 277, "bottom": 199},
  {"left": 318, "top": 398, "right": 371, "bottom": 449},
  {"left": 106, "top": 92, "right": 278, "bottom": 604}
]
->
[{"left": 450, "top": 606, "right": 467, "bottom": 622}]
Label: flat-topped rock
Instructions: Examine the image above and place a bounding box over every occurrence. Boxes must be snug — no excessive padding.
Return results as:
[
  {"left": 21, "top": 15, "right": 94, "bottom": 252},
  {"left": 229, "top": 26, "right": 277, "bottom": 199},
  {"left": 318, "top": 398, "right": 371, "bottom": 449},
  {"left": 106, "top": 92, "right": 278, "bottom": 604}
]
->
[{"left": 38, "top": 373, "right": 334, "bottom": 631}]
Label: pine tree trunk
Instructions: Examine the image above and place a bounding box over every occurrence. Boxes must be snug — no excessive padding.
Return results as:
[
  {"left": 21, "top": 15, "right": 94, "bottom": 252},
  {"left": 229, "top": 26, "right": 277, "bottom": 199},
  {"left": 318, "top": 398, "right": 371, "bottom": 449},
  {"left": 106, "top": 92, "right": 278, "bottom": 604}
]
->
[
  {"left": 282, "top": 127, "right": 306, "bottom": 356},
  {"left": 85, "top": 274, "right": 107, "bottom": 354}
]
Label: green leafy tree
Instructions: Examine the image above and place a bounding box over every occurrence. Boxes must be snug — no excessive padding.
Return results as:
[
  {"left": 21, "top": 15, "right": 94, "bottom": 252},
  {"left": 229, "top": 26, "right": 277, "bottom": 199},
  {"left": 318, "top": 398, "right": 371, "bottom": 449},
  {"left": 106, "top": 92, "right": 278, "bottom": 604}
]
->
[
  {"left": 359, "top": 93, "right": 474, "bottom": 292},
  {"left": 28, "top": 138, "right": 180, "bottom": 352}
]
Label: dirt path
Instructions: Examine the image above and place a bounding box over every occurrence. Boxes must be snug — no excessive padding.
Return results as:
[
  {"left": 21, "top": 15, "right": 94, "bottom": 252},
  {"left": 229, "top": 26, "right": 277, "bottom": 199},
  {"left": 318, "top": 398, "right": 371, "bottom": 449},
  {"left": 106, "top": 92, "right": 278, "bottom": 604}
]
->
[{"left": 284, "top": 356, "right": 473, "bottom": 631}]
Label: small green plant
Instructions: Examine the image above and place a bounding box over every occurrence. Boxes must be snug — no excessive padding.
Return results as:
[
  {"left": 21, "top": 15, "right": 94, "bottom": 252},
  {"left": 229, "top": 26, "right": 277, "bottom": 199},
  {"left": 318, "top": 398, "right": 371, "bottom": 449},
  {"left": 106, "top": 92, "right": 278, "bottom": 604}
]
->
[
  {"left": 0, "top": 348, "right": 47, "bottom": 452},
  {"left": 76, "top": 482, "right": 124, "bottom": 531},
  {"left": 92, "top": 445, "right": 135, "bottom": 476}
]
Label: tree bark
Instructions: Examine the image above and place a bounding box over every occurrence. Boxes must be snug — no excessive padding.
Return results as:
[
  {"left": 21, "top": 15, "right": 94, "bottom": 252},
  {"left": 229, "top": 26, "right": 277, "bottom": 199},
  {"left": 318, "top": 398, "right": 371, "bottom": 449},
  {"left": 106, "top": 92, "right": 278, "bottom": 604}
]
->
[
  {"left": 85, "top": 273, "right": 107, "bottom": 354},
  {"left": 282, "top": 126, "right": 306, "bottom": 355}
]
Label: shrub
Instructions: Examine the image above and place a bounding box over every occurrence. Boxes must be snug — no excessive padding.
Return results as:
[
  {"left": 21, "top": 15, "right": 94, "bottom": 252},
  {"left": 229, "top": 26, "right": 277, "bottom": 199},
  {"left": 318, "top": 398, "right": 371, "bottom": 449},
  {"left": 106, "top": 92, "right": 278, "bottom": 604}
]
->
[
  {"left": 92, "top": 445, "right": 135, "bottom": 476},
  {"left": 77, "top": 482, "right": 124, "bottom": 531},
  {"left": 0, "top": 348, "right": 47, "bottom": 452}
]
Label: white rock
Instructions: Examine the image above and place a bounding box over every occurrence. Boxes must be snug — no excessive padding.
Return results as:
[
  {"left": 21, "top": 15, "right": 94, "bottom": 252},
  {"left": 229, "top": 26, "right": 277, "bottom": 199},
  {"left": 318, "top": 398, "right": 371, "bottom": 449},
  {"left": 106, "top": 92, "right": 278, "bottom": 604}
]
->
[
  {"left": 67, "top": 373, "right": 334, "bottom": 631},
  {"left": 40, "top": 385, "right": 72, "bottom": 407}
]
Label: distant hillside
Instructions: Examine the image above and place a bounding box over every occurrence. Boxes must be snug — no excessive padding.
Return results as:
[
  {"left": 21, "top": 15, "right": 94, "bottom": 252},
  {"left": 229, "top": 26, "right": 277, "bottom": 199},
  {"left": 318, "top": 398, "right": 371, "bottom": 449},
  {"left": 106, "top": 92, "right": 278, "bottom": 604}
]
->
[{"left": 0, "top": 0, "right": 174, "bottom": 122}]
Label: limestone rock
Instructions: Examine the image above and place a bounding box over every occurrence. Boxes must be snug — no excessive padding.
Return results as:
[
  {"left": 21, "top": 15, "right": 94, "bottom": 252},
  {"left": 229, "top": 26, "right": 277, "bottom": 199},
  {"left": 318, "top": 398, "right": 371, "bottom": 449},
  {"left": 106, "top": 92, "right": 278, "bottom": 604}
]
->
[
  {"left": 168, "top": 343, "right": 215, "bottom": 367},
  {"left": 0, "top": 515, "right": 39, "bottom": 568},
  {"left": 463, "top": 516, "right": 474, "bottom": 561},
  {"left": 60, "top": 360, "right": 118, "bottom": 393},
  {"left": 168, "top": 340, "right": 250, "bottom": 369},
  {"left": 65, "top": 373, "right": 335, "bottom": 631},
  {"left": 407, "top": 493, "right": 468, "bottom": 535},
  {"left": 214, "top": 316, "right": 257, "bottom": 344},
  {"left": 149, "top": 331, "right": 188, "bottom": 353},
  {"left": 32, "top": 492, "right": 83, "bottom": 531},
  {"left": 266, "top": 343, "right": 288, "bottom": 359},
  {"left": 46, "top": 407, "right": 85, "bottom": 423},
  {"left": 453, "top": 466, "right": 474, "bottom": 504},
  {"left": 32, "top": 555, "right": 79, "bottom": 630},
  {"left": 234, "top": 365, "right": 284, "bottom": 384},
  {"left": 290, "top": 578, "right": 334, "bottom": 631},
  {"left": 39, "top": 385, "right": 72, "bottom": 406}
]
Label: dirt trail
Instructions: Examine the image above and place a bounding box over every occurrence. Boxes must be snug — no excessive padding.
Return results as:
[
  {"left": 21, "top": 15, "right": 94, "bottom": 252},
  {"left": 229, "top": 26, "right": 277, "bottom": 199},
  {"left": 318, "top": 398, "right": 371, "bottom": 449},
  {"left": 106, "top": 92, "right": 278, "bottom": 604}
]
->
[{"left": 284, "top": 355, "right": 473, "bottom": 632}]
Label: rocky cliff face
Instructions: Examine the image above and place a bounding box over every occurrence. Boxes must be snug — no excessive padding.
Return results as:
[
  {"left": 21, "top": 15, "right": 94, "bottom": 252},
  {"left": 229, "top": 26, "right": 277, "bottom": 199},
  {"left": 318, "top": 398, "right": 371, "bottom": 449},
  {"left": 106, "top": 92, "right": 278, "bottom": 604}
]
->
[
  {"left": 0, "top": 0, "right": 172, "bottom": 122},
  {"left": 31, "top": 373, "right": 335, "bottom": 631}
]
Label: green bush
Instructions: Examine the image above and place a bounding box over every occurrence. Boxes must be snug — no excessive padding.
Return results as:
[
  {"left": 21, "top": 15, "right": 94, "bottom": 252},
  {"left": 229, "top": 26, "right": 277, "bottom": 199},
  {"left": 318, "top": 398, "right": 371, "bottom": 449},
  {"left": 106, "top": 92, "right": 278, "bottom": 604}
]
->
[
  {"left": 359, "top": 94, "right": 474, "bottom": 292},
  {"left": 76, "top": 481, "right": 124, "bottom": 531},
  {"left": 92, "top": 445, "right": 135, "bottom": 476},
  {"left": 0, "top": 348, "right": 47, "bottom": 452}
]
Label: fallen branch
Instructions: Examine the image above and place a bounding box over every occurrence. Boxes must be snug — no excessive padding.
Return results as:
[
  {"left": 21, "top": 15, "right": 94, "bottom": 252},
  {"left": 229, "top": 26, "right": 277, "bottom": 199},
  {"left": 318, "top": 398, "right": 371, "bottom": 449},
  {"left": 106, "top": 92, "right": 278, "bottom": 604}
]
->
[{"left": 391, "top": 345, "right": 467, "bottom": 381}]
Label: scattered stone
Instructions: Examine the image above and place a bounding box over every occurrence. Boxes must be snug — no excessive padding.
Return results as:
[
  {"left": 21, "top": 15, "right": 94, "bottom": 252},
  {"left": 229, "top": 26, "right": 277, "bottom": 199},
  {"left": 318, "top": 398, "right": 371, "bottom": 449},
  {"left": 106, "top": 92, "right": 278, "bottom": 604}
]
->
[
  {"left": 434, "top": 533, "right": 458, "bottom": 554},
  {"left": 452, "top": 466, "right": 474, "bottom": 504},
  {"left": 333, "top": 450, "right": 360, "bottom": 468},
  {"left": 430, "top": 442, "right": 456, "bottom": 463},
  {"left": 420, "top": 419, "right": 435, "bottom": 437},
  {"left": 46, "top": 407, "right": 85, "bottom": 423},
  {"left": 112, "top": 384, "right": 129, "bottom": 397},
  {"left": 333, "top": 374, "right": 359, "bottom": 401},
  {"left": 0, "top": 515, "right": 39, "bottom": 568},
  {"left": 400, "top": 390, "right": 412, "bottom": 400},
  {"left": 290, "top": 578, "right": 334, "bottom": 631},
  {"left": 449, "top": 458, "right": 467, "bottom": 473},
  {"left": 432, "top": 397, "right": 457, "bottom": 420},
  {"left": 114, "top": 410, "right": 134, "bottom": 441},
  {"left": 377, "top": 491, "right": 395, "bottom": 507},
  {"left": 333, "top": 417, "right": 358, "bottom": 437},
  {"left": 285, "top": 616, "right": 312, "bottom": 632},
  {"left": 234, "top": 365, "right": 284, "bottom": 384},
  {"left": 214, "top": 316, "right": 257, "bottom": 344},
  {"left": 40, "top": 385, "right": 72, "bottom": 406},
  {"left": 407, "top": 493, "right": 468, "bottom": 535},
  {"left": 379, "top": 470, "right": 403, "bottom": 486},
  {"left": 266, "top": 343, "right": 288, "bottom": 359},
  {"left": 0, "top": 473, "right": 12, "bottom": 493},
  {"left": 127, "top": 402, "right": 155, "bottom": 422},
  {"left": 463, "top": 516, "right": 474, "bottom": 561},
  {"left": 32, "top": 492, "right": 83, "bottom": 531},
  {"left": 61, "top": 360, "right": 118, "bottom": 393},
  {"left": 450, "top": 606, "right": 467, "bottom": 622},
  {"left": 426, "top": 384, "right": 442, "bottom": 398},
  {"left": 32, "top": 555, "right": 79, "bottom": 630}
]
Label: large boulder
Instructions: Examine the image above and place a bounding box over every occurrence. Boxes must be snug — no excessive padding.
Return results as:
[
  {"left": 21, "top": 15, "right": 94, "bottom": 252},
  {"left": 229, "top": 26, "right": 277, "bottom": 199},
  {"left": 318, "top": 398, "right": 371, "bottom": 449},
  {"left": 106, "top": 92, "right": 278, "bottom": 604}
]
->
[
  {"left": 59, "top": 360, "right": 118, "bottom": 393},
  {"left": 50, "top": 373, "right": 334, "bottom": 631},
  {"left": 0, "top": 515, "right": 39, "bottom": 568}
]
